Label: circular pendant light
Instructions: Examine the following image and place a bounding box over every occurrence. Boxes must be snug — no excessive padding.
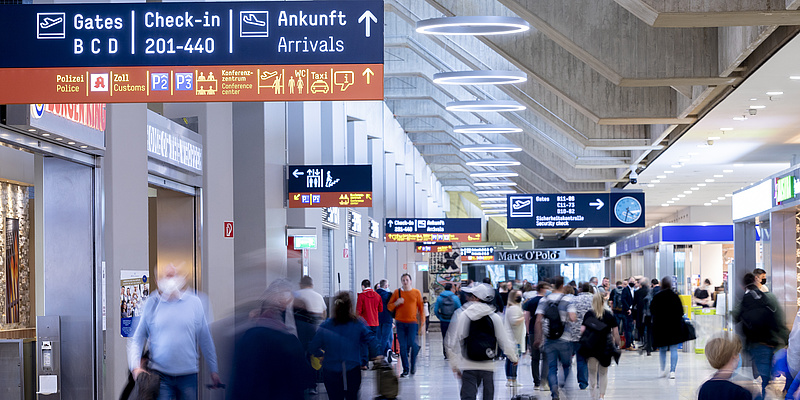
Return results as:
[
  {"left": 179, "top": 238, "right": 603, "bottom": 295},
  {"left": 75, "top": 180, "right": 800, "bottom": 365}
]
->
[
  {"left": 474, "top": 181, "right": 518, "bottom": 187},
  {"left": 470, "top": 171, "right": 519, "bottom": 178},
  {"left": 446, "top": 100, "right": 526, "bottom": 112},
  {"left": 476, "top": 189, "right": 516, "bottom": 195},
  {"left": 455, "top": 124, "right": 522, "bottom": 134},
  {"left": 477, "top": 196, "right": 507, "bottom": 202},
  {"left": 416, "top": 16, "right": 531, "bottom": 36},
  {"left": 433, "top": 71, "right": 526, "bottom": 86},
  {"left": 461, "top": 144, "right": 522, "bottom": 153},
  {"left": 466, "top": 159, "right": 521, "bottom": 167}
]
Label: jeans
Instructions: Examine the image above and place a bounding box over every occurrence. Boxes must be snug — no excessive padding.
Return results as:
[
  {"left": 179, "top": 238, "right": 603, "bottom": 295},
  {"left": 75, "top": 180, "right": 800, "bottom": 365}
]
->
[
  {"left": 440, "top": 321, "right": 451, "bottom": 358},
  {"left": 530, "top": 340, "right": 548, "bottom": 387},
  {"left": 156, "top": 372, "right": 198, "bottom": 400},
  {"left": 322, "top": 367, "right": 362, "bottom": 400},
  {"left": 505, "top": 358, "right": 518, "bottom": 378},
  {"left": 749, "top": 343, "right": 775, "bottom": 399},
  {"left": 377, "top": 322, "right": 393, "bottom": 359},
  {"left": 659, "top": 345, "right": 679, "bottom": 373},
  {"left": 573, "top": 341, "right": 588, "bottom": 389},
  {"left": 361, "top": 326, "right": 379, "bottom": 366},
  {"left": 396, "top": 321, "right": 420, "bottom": 373},
  {"left": 545, "top": 339, "right": 573, "bottom": 398},
  {"left": 587, "top": 357, "right": 608, "bottom": 397},
  {"left": 622, "top": 315, "right": 634, "bottom": 348},
  {"left": 460, "top": 370, "right": 494, "bottom": 400}
]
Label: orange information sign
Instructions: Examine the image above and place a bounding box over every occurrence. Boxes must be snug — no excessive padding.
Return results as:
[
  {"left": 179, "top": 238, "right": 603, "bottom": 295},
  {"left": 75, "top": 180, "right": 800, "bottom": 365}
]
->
[
  {"left": 289, "top": 192, "right": 372, "bottom": 208},
  {"left": 0, "top": 64, "right": 382, "bottom": 104},
  {"left": 386, "top": 233, "right": 482, "bottom": 243}
]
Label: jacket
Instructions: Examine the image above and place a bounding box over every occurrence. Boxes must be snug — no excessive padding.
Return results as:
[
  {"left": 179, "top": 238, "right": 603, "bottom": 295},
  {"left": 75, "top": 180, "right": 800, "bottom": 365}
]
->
[
  {"left": 376, "top": 288, "right": 393, "bottom": 324},
  {"left": 649, "top": 289, "right": 686, "bottom": 348},
  {"left": 309, "top": 319, "right": 380, "bottom": 372},
  {"left": 444, "top": 302, "right": 518, "bottom": 372},
  {"left": 633, "top": 286, "right": 650, "bottom": 322},
  {"left": 356, "top": 289, "right": 383, "bottom": 327},
  {"left": 732, "top": 288, "right": 789, "bottom": 347},
  {"left": 434, "top": 290, "right": 462, "bottom": 322}
]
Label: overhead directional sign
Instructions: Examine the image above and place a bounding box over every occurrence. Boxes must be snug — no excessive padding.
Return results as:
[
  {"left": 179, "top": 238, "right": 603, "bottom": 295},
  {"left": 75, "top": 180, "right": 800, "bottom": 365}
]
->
[
  {"left": 288, "top": 165, "right": 372, "bottom": 208},
  {"left": 506, "top": 192, "right": 645, "bottom": 229},
  {"left": 0, "top": 1, "right": 383, "bottom": 104},
  {"left": 415, "top": 243, "right": 454, "bottom": 253},
  {"left": 385, "top": 218, "right": 482, "bottom": 243},
  {"left": 461, "top": 247, "right": 495, "bottom": 262}
]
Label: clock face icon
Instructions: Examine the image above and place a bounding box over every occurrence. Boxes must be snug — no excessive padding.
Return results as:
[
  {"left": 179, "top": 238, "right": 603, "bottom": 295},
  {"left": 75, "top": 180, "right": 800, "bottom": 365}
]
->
[{"left": 614, "top": 196, "right": 642, "bottom": 224}]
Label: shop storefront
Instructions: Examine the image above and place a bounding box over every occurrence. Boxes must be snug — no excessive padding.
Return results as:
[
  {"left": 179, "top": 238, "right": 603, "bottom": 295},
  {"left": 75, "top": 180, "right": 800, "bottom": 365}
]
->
[{"left": 462, "top": 247, "right": 605, "bottom": 284}]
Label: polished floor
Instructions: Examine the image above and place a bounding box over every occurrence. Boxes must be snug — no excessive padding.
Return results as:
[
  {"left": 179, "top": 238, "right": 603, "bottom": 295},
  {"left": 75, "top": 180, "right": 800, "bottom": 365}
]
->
[{"left": 314, "top": 333, "right": 780, "bottom": 399}]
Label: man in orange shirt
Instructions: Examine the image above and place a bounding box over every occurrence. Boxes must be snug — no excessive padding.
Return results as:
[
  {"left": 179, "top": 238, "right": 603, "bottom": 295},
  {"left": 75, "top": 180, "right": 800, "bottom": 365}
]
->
[
  {"left": 356, "top": 279, "right": 383, "bottom": 369},
  {"left": 388, "top": 273, "right": 425, "bottom": 377}
]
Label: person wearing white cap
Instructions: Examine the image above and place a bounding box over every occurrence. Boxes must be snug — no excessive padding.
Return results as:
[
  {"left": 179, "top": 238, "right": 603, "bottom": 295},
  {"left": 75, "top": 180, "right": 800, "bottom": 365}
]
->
[{"left": 444, "top": 283, "right": 519, "bottom": 400}]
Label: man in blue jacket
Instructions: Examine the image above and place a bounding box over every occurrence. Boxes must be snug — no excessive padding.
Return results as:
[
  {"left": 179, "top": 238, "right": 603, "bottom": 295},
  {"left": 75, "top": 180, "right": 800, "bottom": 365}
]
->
[
  {"left": 434, "top": 282, "right": 462, "bottom": 359},
  {"left": 376, "top": 279, "right": 394, "bottom": 361}
]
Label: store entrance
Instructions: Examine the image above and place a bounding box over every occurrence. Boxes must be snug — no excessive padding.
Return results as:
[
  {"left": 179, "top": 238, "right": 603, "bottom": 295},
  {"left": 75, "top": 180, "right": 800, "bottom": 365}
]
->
[{"left": 147, "top": 184, "right": 199, "bottom": 292}]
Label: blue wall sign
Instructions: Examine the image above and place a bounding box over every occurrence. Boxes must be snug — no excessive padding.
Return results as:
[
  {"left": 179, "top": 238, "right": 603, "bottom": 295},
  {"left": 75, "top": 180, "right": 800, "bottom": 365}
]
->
[
  {"left": 287, "top": 164, "right": 372, "bottom": 208},
  {"left": 0, "top": 1, "right": 383, "bottom": 68},
  {"left": 507, "top": 192, "right": 646, "bottom": 229}
]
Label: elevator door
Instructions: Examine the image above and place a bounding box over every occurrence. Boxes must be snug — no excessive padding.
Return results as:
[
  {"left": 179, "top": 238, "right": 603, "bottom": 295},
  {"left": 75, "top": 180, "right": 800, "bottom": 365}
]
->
[{"left": 148, "top": 186, "right": 198, "bottom": 290}]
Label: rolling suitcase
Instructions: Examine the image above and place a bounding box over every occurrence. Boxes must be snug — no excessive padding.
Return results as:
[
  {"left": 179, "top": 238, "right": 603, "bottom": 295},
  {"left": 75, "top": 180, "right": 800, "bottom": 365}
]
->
[
  {"left": 374, "top": 359, "right": 399, "bottom": 399},
  {"left": 510, "top": 382, "right": 535, "bottom": 400}
]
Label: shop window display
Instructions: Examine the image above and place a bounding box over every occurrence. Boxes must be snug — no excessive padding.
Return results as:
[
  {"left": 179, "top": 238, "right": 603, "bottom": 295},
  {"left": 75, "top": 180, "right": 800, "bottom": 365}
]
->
[{"left": 0, "top": 181, "right": 31, "bottom": 330}]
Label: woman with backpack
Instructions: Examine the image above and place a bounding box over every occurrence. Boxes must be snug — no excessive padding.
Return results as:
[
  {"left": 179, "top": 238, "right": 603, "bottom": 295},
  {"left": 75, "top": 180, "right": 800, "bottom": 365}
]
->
[
  {"left": 578, "top": 291, "right": 620, "bottom": 400},
  {"left": 649, "top": 276, "right": 686, "bottom": 379},
  {"left": 504, "top": 289, "right": 526, "bottom": 387}
]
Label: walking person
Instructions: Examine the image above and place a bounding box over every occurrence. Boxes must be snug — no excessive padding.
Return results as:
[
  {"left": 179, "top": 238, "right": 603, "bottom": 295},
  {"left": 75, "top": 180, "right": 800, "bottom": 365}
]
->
[
  {"left": 388, "top": 273, "right": 425, "bottom": 377},
  {"left": 698, "top": 335, "right": 761, "bottom": 400},
  {"left": 434, "top": 283, "right": 461, "bottom": 359},
  {"left": 375, "top": 279, "right": 394, "bottom": 360},
  {"left": 356, "top": 279, "right": 383, "bottom": 369},
  {"left": 524, "top": 282, "right": 550, "bottom": 391},
  {"left": 533, "top": 276, "right": 577, "bottom": 400},
  {"left": 633, "top": 278, "right": 650, "bottom": 349},
  {"left": 733, "top": 272, "right": 789, "bottom": 399},
  {"left": 578, "top": 291, "right": 621, "bottom": 400},
  {"left": 504, "top": 289, "right": 526, "bottom": 388},
  {"left": 128, "top": 263, "right": 221, "bottom": 400},
  {"left": 444, "top": 283, "right": 519, "bottom": 400},
  {"left": 309, "top": 292, "right": 382, "bottom": 400},
  {"left": 572, "top": 282, "right": 595, "bottom": 390},
  {"left": 423, "top": 296, "right": 431, "bottom": 333},
  {"left": 649, "top": 276, "right": 686, "bottom": 379}
]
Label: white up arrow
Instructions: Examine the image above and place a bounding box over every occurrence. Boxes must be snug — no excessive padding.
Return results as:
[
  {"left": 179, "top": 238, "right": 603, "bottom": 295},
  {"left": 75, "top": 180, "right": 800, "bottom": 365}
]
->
[
  {"left": 292, "top": 169, "right": 304, "bottom": 178},
  {"left": 358, "top": 10, "right": 378, "bottom": 38},
  {"left": 589, "top": 198, "right": 604, "bottom": 210}
]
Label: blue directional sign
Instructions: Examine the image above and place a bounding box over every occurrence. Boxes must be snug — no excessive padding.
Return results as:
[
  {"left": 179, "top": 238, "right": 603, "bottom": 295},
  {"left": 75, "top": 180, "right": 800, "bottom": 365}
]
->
[
  {"left": 0, "top": 1, "right": 383, "bottom": 68},
  {"left": 385, "top": 218, "right": 483, "bottom": 242},
  {"left": 506, "top": 192, "right": 645, "bottom": 229},
  {"left": 288, "top": 165, "right": 372, "bottom": 208}
]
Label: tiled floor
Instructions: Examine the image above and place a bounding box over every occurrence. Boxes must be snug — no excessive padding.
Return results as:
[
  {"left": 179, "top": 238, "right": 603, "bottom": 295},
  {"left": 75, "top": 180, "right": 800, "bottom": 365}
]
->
[{"left": 315, "top": 333, "right": 775, "bottom": 399}]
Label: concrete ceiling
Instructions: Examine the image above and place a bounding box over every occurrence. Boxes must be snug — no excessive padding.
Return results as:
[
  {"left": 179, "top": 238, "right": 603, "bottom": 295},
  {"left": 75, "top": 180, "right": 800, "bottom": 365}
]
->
[{"left": 383, "top": 0, "right": 800, "bottom": 235}]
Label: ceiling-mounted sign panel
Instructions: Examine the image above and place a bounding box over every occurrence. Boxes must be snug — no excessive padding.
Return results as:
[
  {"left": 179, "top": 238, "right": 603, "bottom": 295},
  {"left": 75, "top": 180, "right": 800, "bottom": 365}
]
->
[
  {"left": 288, "top": 165, "right": 372, "bottom": 208},
  {"left": 0, "top": 1, "right": 383, "bottom": 104},
  {"left": 506, "top": 192, "right": 645, "bottom": 229},
  {"left": 385, "top": 218, "right": 482, "bottom": 243}
]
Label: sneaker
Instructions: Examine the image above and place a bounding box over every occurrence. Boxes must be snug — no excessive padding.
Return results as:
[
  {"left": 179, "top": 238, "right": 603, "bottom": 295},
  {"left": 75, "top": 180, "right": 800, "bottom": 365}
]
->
[
  {"left": 541, "top": 383, "right": 550, "bottom": 391},
  {"left": 534, "top": 385, "right": 541, "bottom": 391},
  {"left": 513, "top": 381, "right": 523, "bottom": 387},
  {"left": 669, "top": 372, "right": 676, "bottom": 379},
  {"left": 507, "top": 381, "right": 513, "bottom": 387},
  {"left": 659, "top": 369, "right": 667, "bottom": 378},
  {"left": 400, "top": 372, "right": 409, "bottom": 378}
]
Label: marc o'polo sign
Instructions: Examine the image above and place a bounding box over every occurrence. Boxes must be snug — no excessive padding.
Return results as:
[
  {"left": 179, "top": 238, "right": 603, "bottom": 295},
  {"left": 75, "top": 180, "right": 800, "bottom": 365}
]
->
[{"left": 495, "top": 249, "right": 561, "bottom": 262}]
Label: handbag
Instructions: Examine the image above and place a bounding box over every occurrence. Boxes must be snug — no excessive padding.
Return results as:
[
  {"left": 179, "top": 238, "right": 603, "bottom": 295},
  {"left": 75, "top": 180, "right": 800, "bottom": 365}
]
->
[{"left": 682, "top": 317, "right": 697, "bottom": 342}]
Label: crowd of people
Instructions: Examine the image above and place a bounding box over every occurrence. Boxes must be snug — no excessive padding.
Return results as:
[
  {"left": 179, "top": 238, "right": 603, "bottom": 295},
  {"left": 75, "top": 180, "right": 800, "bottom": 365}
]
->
[{"left": 122, "top": 263, "right": 800, "bottom": 400}]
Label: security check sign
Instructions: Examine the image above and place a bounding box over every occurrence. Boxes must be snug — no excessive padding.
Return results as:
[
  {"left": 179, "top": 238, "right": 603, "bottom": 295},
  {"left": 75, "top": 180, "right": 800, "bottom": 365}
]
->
[
  {"left": 0, "top": 1, "right": 383, "bottom": 104},
  {"left": 507, "top": 193, "right": 646, "bottom": 229}
]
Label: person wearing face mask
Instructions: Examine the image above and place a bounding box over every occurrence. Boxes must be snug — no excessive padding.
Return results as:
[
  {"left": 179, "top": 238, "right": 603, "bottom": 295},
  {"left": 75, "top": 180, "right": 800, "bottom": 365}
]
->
[
  {"left": 698, "top": 335, "right": 760, "bottom": 400},
  {"left": 753, "top": 268, "right": 769, "bottom": 293},
  {"left": 128, "top": 263, "right": 221, "bottom": 399},
  {"left": 504, "top": 290, "right": 526, "bottom": 387}
]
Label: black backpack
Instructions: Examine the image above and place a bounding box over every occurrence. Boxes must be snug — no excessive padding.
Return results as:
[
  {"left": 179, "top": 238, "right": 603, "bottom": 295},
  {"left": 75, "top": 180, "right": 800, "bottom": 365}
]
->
[
  {"left": 439, "top": 294, "right": 456, "bottom": 320},
  {"left": 544, "top": 295, "right": 566, "bottom": 340},
  {"left": 465, "top": 315, "right": 497, "bottom": 361},
  {"left": 740, "top": 290, "right": 779, "bottom": 345},
  {"left": 694, "top": 288, "right": 709, "bottom": 299}
]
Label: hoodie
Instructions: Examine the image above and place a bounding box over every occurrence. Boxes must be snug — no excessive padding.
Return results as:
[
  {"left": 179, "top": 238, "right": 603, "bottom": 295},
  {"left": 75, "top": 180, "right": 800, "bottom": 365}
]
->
[
  {"left": 444, "top": 302, "right": 518, "bottom": 372},
  {"left": 356, "top": 289, "right": 384, "bottom": 327}
]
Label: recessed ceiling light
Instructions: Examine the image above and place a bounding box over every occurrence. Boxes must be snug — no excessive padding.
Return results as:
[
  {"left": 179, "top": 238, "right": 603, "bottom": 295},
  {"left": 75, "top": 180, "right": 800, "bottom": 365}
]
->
[
  {"left": 647, "top": 184, "right": 655, "bottom": 188},
  {"left": 80, "top": 145, "right": 88, "bottom": 149},
  {"left": 691, "top": 187, "right": 699, "bottom": 190},
  {"left": 697, "top": 183, "right": 707, "bottom": 187},
  {"left": 416, "top": 16, "right": 532, "bottom": 35},
  {"left": 725, "top": 193, "right": 733, "bottom": 197},
  {"left": 678, "top": 194, "right": 686, "bottom": 198},
  {"left": 446, "top": 100, "right": 526, "bottom": 112},
  {"left": 734, "top": 163, "right": 744, "bottom": 167},
  {"left": 650, "top": 180, "right": 661, "bottom": 183},
  {"left": 667, "top": 201, "right": 674, "bottom": 204},
  {"left": 704, "top": 203, "right": 712, "bottom": 206},
  {"left": 474, "top": 180, "right": 518, "bottom": 187},
  {"left": 657, "top": 175, "right": 667, "bottom": 179},
  {"left": 720, "top": 128, "right": 734, "bottom": 131},
  {"left": 705, "top": 179, "right": 715, "bottom": 182},
  {"left": 661, "top": 204, "right": 670, "bottom": 207},
  {"left": 460, "top": 144, "right": 522, "bottom": 153},
  {"left": 478, "top": 197, "right": 507, "bottom": 202},
  {"left": 55, "top": 137, "right": 63, "bottom": 141},
  {"left": 708, "top": 136, "right": 721, "bottom": 140},
  {"left": 664, "top": 170, "right": 674, "bottom": 174},
  {"left": 67, "top": 141, "right": 75, "bottom": 145},
  {"left": 470, "top": 171, "right": 519, "bottom": 178},
  {"left": 671, "top": 164, "right": 683, "bottom": 168},
  {"left": 466, "top": 159, "right": 521, "bottom": 167},
  {"left": 684, "top": 190, "right": 692, "bottom": 194},
  {"left": 27, "top": 128, "right": 36, "bottom": 132},
  {"left": 750, "top": 98, "right": 758, "bottom": 101},
  {"left": 433, "top": 71, "right": 527, "bottom": 85},
  {"left": 714, "top": 174, "right": 723, "bottom": 178},
  {"left": 455, "top": 124, "right": 523, "bottom": 134},
  {"left": 672, "top": 197, "right": 680, "bottom": 201},
  {"left": 791, "top": 76, "right": 800, "bottom": 80},
  {"left": 723, "top": 169, "right": 733, "bottom": 173},
  {"left": 749, "top": 105, "right": 766, "bottom": 109},
  {"left": 733, "top": 116, "right": 748, "bottom": 121},
  {"left": 42, "top": 133, "right": 50, "bottom": 137},
  {"left": 717, "top": 197, "right": 726, "bottom": 200},
  {"left": 766, "top": 91, "right": 784, "bottom": 96},
  {"left": 711, "top": 200, "right": 719, "bottom": 203},
  {"left": 476, "top": 189, "right": 517, "bottom": 195}
]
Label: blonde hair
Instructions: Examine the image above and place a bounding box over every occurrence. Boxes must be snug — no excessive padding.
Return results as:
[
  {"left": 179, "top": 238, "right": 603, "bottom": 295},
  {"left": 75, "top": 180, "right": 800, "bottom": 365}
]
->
[
  {"left": 705, "top": 335, "right": 742, "bottom": 369},
  {"left": 507, "top": 290, "right": 520, "bottom": 306},
  {"left": 591, "top": 291, "right": 605, "bottom": 318}
]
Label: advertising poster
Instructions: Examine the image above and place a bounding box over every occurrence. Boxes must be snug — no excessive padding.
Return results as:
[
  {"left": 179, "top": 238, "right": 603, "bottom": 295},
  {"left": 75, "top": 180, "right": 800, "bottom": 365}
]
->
[
  {"left": 120, "top": 270, "right": 150, "bottom": 338},
  {"left": 5, "top": 218, "right": 20, "bottom": 324},
  {"left": 429, "top": 245, "right": 462, "bottom": 275}
]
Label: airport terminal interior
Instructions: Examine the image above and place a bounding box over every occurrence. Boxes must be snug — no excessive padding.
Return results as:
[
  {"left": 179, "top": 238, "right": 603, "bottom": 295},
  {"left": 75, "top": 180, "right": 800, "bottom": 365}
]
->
[{"left": 4, "top": 0, "right": 800, "bottom": 399}]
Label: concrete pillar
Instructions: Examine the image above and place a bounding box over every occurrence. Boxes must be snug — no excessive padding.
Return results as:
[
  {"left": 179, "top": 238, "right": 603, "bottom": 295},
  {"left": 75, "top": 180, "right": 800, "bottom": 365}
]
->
[
  {"left": 643, "top": 247, "right": 657, "bottom": 281},
  {"left": 769, "top": 211, "right": 797, "bottom": 324},
  {"left": 732, "top": 220, "right": 757, "bottom": 306},
  {"left": 103, "top": 103, "right": 149, "bottom": 400}
]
